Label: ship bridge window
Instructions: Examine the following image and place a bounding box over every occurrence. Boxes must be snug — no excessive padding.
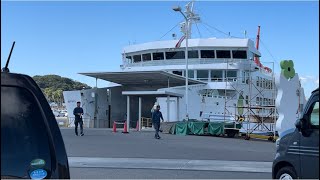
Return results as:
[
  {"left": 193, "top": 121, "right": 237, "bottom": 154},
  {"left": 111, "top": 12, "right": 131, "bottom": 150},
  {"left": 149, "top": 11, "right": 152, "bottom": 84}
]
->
[
  {"left": 185, "top": 70, "right": 195, "bottom": 78},
  {"left": 216, "top": 50, "right": 231, "bottom": 58},
  {"left": 188, "top": 50, "right": 199, "bottom": 59},
  {"left": 211, "top": 70, "right": 223, "bottom": 81},
  {"left": 133, "top": 55, "right": 141, "bottom": 63},
  {"left": 189, "top": 70, "right": 195, "bottom": 78},
  {"left": 200, "top": 50, "right": 215, "bottom": 58},
  {"left": 172, "top": 71, "right": 183, "bottom": 76},
  {"left": 199, "top": 89, "right": 220, "bottom": 98},
  {"left": 197, "top": 70, "right": 209, "bottom": 81},
  {"left": 225, "top": 70, "right": 237, "bottom": 81},
  {"left": 166, "top": 51, "right": 185, "bottom": 59},
  {"left": 214, "top": 90, "right": 236, "bottom": 99},
  {"left": 232, "top": 50, "right": 247, "bottom": 59},
  {"left": 125, "top": 56, "right": 132, "bottom": 63},
  {"left": 153, "top": 52, "right": 164, "bottom": 60},
  {"left": 142, "top": 53, "right": 151, "bottom": 61}
]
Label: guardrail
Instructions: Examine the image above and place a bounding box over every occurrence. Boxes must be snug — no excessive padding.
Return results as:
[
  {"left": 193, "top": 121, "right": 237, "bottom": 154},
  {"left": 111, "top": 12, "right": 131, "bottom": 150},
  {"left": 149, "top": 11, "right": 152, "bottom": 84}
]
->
[{"left": 125, "top": 58, "right": 248, "bottom": 67}]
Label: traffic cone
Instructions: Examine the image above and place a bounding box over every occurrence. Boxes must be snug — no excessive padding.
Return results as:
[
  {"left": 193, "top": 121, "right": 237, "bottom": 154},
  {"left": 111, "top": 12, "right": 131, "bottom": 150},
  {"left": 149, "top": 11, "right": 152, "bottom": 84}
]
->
[
  {"left": 122, "top": 121, "right": 128, "bottom": 133},
  {"left": 112, "top": 122, "right": 117, "bottom": 133},
  {"left": 136, "top": 121, "right": 139, "bottom": 131}
]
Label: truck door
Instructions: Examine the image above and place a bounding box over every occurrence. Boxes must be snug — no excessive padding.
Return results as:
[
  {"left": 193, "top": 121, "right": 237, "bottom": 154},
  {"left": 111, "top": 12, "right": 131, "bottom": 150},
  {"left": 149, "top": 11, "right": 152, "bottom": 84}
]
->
[{"left": 300, "top": 96, "right": 319, "bottom": 179}]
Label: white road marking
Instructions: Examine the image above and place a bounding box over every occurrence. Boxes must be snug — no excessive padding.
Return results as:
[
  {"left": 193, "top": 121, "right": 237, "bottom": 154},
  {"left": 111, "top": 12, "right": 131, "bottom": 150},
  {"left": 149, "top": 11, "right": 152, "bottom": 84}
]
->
[{"left": 68, "top": 157, "right": 272, "bottom": 173}]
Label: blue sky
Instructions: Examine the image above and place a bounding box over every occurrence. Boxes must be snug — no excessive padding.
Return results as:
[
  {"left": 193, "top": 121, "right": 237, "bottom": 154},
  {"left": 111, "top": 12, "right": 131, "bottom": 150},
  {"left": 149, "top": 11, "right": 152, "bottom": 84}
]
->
[{"left": 1, "top": 1, "right": 319, "bottom": 98}]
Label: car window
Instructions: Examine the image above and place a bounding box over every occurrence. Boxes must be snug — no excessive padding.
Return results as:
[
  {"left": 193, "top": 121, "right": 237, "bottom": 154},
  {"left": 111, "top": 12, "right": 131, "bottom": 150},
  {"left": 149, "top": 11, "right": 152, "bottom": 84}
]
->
[
  {"left": 310, "top": 101, "right": 319, "bottom": 126},
  {"left": 1, "top": 86, "right": 52, "bottom": 178}
]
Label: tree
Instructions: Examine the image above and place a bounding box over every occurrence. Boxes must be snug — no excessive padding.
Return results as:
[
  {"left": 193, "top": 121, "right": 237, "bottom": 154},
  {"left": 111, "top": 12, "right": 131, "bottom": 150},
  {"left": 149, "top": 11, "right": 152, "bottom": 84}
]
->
[
  {"left": 33, "top": 75, "right": 91, "bottom": 106},
  {"left": 55, "top": 89, "right": 63, "bottom": 106},
  {"left": 44, "top": 88, "right": 54, "bottom": 102}
]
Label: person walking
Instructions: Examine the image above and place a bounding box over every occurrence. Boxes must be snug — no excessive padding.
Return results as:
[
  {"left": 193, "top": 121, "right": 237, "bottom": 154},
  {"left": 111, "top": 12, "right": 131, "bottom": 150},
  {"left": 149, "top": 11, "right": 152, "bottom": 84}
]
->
[
  {"left": 73, "top": 101, "right": 84, "bottom": 136},
  {"left": 152, "top": 105, "right": 164, "bottom": 139}
]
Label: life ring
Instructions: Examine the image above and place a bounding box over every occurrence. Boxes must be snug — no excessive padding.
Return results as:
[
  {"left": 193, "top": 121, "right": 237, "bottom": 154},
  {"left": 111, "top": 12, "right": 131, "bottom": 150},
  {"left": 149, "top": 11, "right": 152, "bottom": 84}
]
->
[{"left": 238, "top": 117, "right": 245, "bottom": 122}]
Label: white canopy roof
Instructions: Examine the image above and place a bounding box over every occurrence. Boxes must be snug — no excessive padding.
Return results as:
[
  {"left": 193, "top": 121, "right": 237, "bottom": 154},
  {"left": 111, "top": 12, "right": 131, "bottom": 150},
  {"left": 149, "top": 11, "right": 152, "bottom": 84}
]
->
[
  {"left": 122, "top": 90, "right": 183, "bottom": 97},
  {"left": 79, "top": 70, "right": 205, "bottom": 87}
]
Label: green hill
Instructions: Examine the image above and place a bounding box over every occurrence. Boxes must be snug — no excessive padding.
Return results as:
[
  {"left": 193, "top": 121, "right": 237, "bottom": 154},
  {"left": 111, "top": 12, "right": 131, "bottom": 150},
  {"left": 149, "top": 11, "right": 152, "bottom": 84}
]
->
[{"left": 33, "top": 75, "right": 91, "bottom": 105}]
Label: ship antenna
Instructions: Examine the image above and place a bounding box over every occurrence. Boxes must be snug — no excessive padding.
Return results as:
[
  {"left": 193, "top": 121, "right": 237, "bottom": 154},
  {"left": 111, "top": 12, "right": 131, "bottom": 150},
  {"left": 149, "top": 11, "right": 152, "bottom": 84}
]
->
[
  {"left": 254, "top": 26, "right": 262, "bottom": 67},
  {"left": 174, "top": 0, "right": 200, "bottom": 39},
  {"left": 2, "top": 41, "right": 15, "bottom": 73},
  {"left": 256, "top": 25, "right": 260, "bottom": 50}
]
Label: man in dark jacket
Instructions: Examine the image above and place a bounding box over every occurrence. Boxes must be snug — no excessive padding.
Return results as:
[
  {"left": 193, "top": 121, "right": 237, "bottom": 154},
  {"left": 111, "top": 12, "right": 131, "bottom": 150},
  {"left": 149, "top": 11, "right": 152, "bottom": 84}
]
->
[
  {"left": 73, "top": 101, "right": 84, "bottom": 136},
  {"left": 152, "top": 105, "right": 164, "bottom": 139}
]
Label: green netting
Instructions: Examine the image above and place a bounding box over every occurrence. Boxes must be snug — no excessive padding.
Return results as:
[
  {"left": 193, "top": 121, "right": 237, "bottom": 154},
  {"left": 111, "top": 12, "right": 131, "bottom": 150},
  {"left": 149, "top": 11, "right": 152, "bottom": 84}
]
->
[
  {"left": 188, "top": 122, "right": 206, "bottom": 135},
  {"left": 174, "top": 121, "right": 242, "bottom": 136},
  {"left": 169, "top": 123, "right": 176, "bottom": 134},
  {"left": 208, "top": 122, "right": 224, "bottom": 135},
  {"left": 175, "top": 122, "right": 190, "bottom": 135}
]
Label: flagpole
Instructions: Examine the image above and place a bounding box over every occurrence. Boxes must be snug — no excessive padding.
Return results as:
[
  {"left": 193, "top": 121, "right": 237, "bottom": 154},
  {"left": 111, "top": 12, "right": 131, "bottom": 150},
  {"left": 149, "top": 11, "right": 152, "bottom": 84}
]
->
[{"left": 173, "top": 1, "right": 199, "bottom": 121}]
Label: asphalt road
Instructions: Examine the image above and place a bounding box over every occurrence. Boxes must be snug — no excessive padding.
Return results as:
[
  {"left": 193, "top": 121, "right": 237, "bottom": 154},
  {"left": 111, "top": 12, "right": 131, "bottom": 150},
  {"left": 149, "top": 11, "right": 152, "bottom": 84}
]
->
[
  {"left": 70, "top": 168, "right": 271, "bottom": 179},
  {"left": 61, "top": 128, "right": 276, "bottom": 179}
]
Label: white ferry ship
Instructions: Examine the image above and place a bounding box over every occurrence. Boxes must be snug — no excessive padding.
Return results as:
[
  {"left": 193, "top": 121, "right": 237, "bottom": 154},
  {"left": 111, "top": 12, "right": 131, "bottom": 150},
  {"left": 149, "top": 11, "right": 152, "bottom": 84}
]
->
[{"left": 64, "top": 1, "right": 300, "bottom": 135}]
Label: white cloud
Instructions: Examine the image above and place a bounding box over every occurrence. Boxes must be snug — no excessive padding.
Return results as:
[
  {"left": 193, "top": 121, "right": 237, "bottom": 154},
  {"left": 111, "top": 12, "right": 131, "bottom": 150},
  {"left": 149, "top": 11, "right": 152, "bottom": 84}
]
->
[
  {"left": 299, "top": 75, "right": 319, "bottom": 99},
  {"left": 299, "top": 75, "right": 319, "bottom": 86}
]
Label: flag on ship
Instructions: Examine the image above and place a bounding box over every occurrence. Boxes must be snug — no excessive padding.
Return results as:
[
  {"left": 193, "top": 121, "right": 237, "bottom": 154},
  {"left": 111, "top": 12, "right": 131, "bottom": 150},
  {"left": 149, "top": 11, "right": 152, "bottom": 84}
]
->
[{"left": 175, "top": 35, "right": 186, "bottom": 48}]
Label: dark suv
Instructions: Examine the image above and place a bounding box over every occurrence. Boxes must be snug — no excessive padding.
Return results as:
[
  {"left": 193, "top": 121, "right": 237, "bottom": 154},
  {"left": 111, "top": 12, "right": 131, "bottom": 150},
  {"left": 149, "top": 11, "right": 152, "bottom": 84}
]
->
[
  {"left": 272, "top": 88, "right": 319, "bottom": 179},
  {"left": 1, "top": 43, "right": 70, "bottom": 179}
]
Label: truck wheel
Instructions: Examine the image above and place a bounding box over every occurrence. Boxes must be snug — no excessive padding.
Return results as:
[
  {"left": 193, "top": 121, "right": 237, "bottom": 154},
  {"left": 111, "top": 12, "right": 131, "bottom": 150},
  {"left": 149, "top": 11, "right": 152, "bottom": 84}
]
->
[
  {"left": 226, "top": 131, "right": 236, "bottom": 138},
  {"left": 244, "top": 135, "right": 250, "bottom": 140},
  {"left": 276, "top": 166, "right": 297, "bottom": 180}
]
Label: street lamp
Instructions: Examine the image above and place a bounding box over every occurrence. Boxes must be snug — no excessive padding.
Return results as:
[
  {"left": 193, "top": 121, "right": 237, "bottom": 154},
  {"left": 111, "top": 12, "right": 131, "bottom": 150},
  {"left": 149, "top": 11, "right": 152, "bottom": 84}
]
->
[
  {"left": 172, "top": 6, "right": 181, "bottom": 12},
  {"left": 172, "top": 6, "right": 189, "bottom": 121}
]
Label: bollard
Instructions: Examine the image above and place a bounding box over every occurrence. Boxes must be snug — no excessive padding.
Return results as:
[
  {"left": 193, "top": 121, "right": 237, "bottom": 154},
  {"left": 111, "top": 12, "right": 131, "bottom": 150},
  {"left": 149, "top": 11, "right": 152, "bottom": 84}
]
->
[{"left": 122, "top": 121, "right": 128, "bottom": 133}]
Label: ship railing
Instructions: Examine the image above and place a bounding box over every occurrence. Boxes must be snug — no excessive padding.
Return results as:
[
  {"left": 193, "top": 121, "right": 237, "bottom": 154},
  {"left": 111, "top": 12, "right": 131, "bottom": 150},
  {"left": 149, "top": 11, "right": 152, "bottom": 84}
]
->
[
  {"left": 125, "top": 58, "right": 248, "bottom": 67},
  {"left": 201, "top": 94, "right": 235, "bottom": 99},
  {"left": 197, "top": 77, "right": 238, "bottom": 82}
]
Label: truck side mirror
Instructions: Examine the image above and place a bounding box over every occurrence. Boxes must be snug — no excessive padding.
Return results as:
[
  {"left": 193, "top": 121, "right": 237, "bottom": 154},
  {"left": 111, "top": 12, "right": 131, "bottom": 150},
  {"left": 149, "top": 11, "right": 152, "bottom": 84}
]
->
[
  {"left": 296, "top": 114, "right": 308, "bottom": 130},
  {"left": 296, "top": 115, "right": 312, "bottom": 136},
  {"left": 295, "top": 119, "right": 302, "bottom": 130}
]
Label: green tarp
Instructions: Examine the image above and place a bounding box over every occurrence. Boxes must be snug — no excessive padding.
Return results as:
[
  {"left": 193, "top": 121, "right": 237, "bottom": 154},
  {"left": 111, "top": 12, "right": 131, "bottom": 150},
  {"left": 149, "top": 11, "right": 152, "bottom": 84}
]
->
[
  {"left": 208, "top": 122, "right": 224, "bottom": 135},
  {"left": 208, "top": 122, "right": 242, "bottom": 135},
  {"left": 173, "top": 121, "right": 242, "bottom": 136},
  {"left": 175, "top": 122, "right": 206, "bottom": 135},
  {"left": 188, "top": 122, "right": 206, "bottom": 135},
  {"left": 175, "top": 122, "right": 190, "bottom": 135}
]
